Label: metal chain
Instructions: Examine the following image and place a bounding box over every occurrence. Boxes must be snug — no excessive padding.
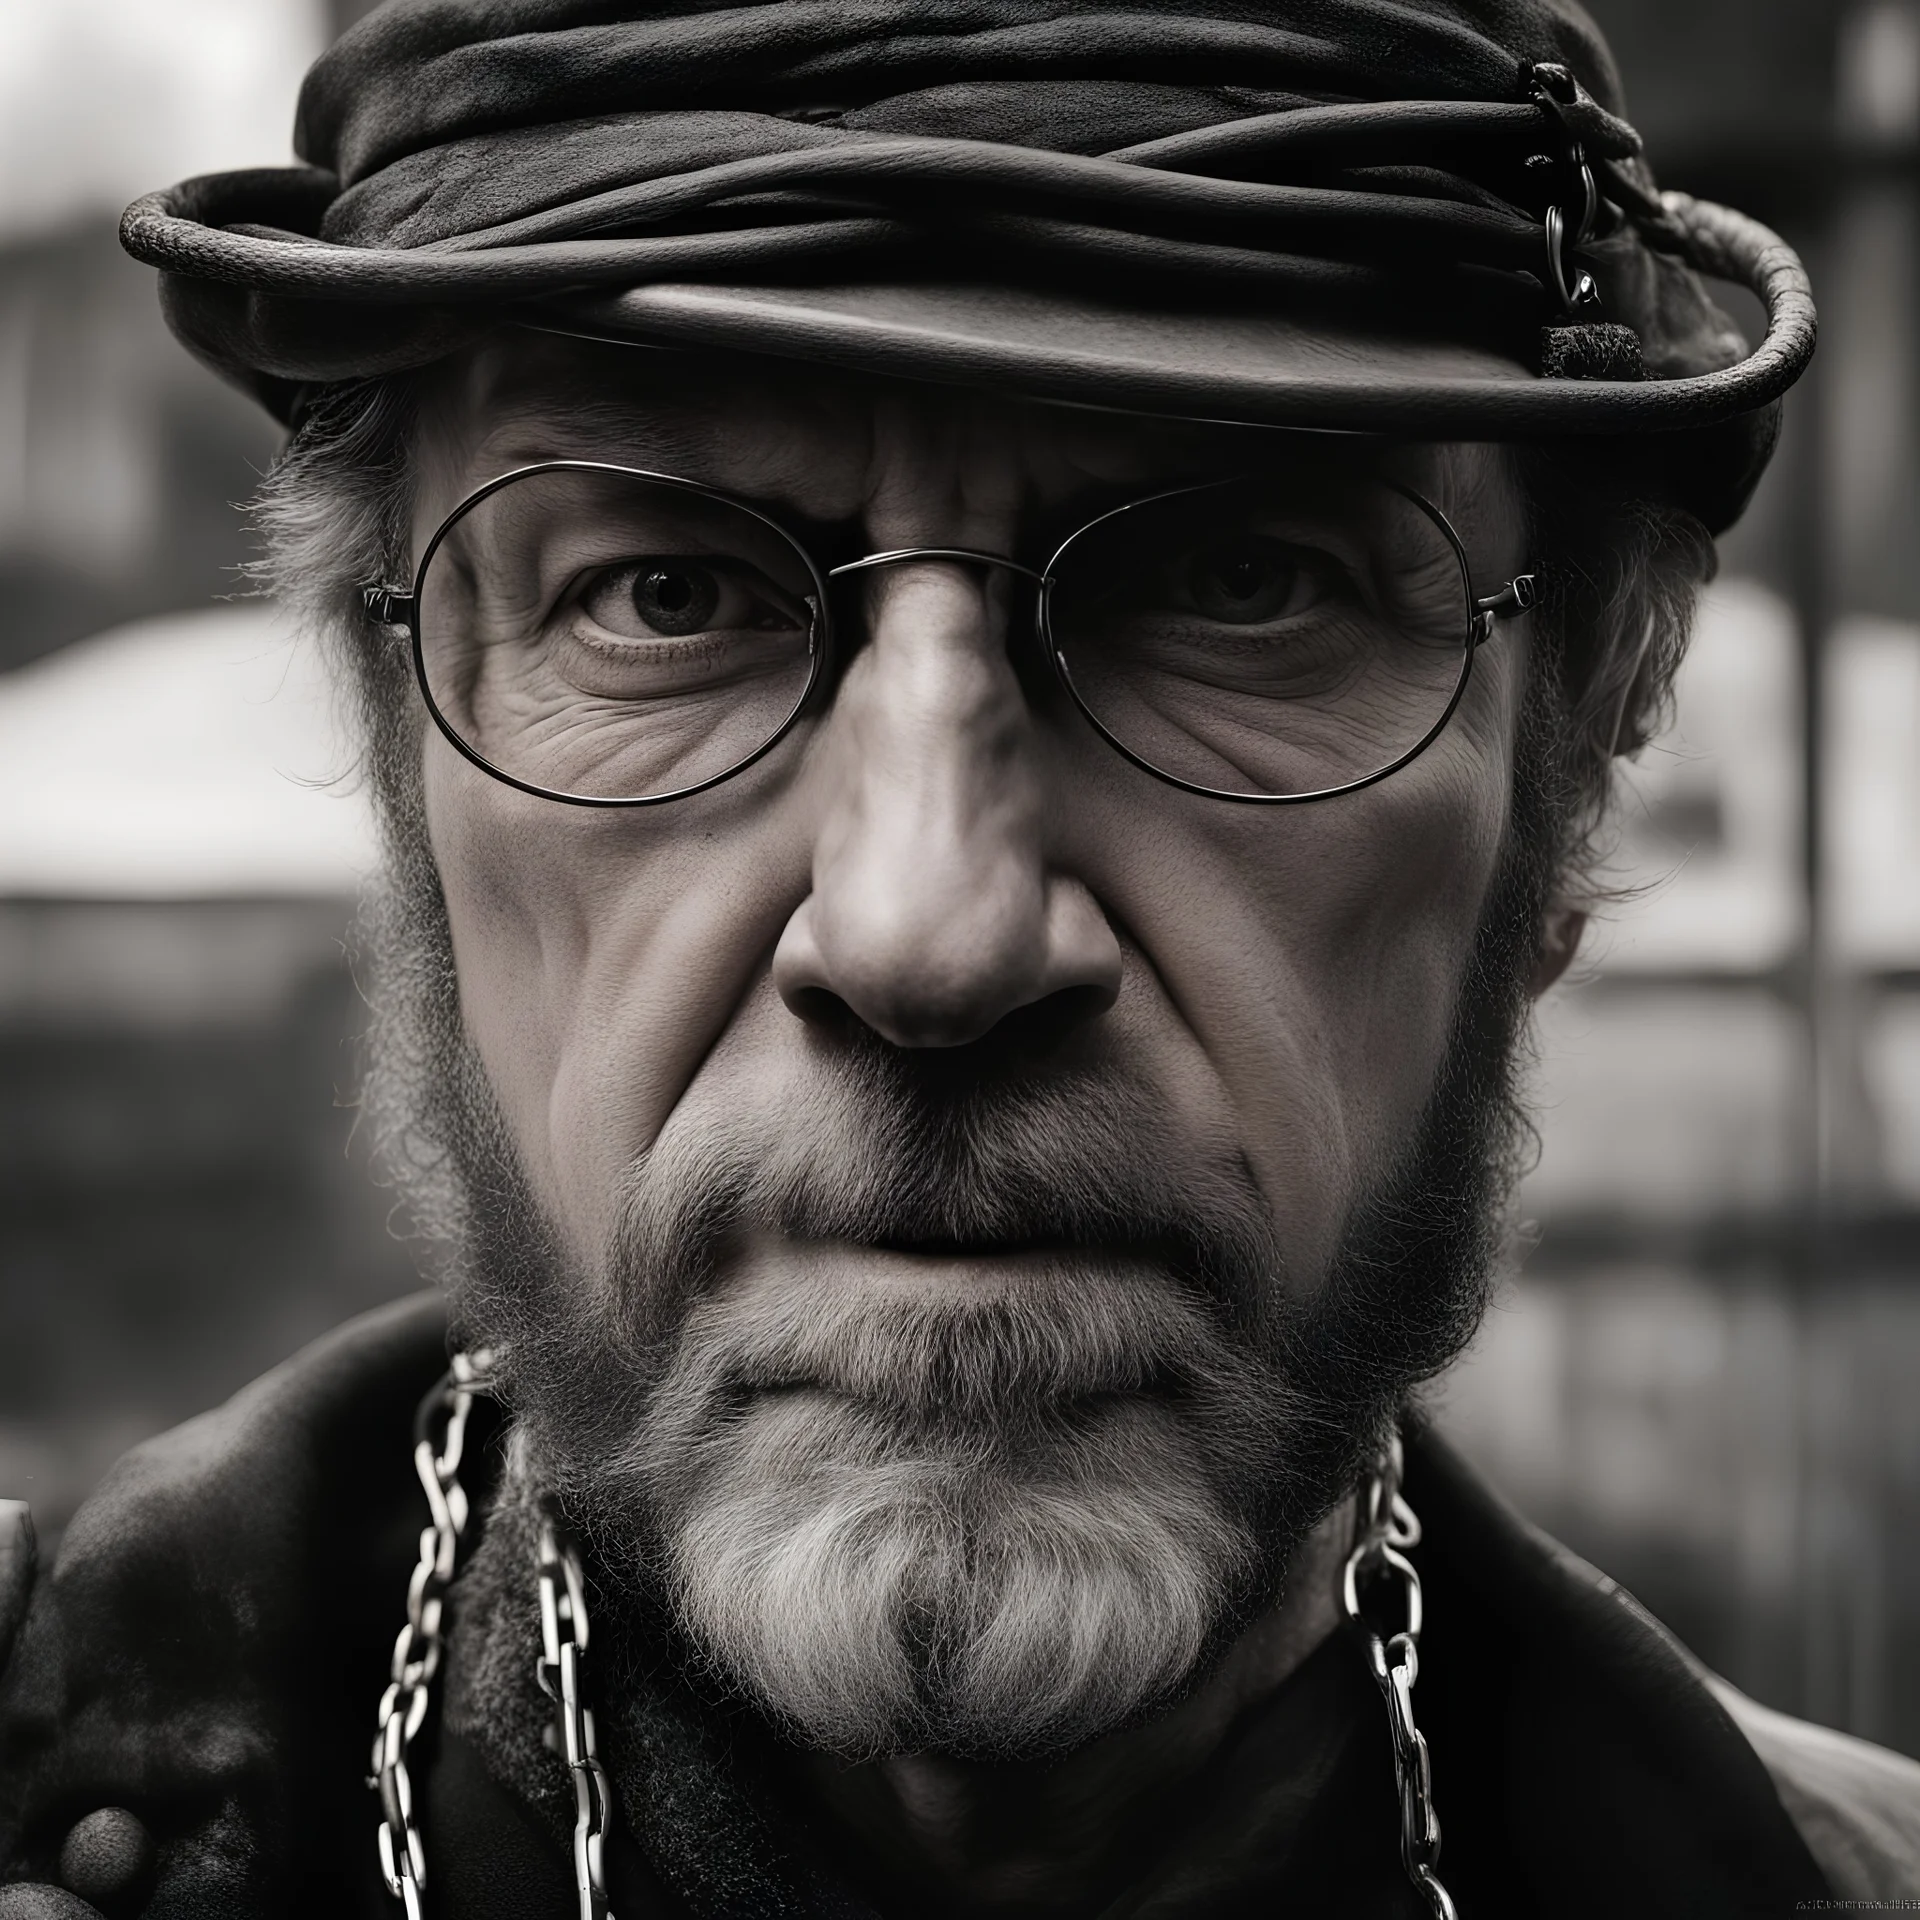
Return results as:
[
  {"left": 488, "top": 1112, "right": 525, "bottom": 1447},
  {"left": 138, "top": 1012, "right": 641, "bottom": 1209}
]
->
[
  {"left": 369, "top": 1350, "right": 620, "bottom": 1920},
  {"left": 1341, "top": 1433, "right": 1459, "bottom": 1920},
  {"left": 370, "top": 1347, "right": 494, "bottom": 1918},
  {"left": 1528, "top": 61, "right": 1602, "bottom": 315},
  {"left": 537, "top": 1515, "right": 619, "bottom": 1920},
  {"left": 371, "top": 1360, "right": 1441, "bottom": 1917}
]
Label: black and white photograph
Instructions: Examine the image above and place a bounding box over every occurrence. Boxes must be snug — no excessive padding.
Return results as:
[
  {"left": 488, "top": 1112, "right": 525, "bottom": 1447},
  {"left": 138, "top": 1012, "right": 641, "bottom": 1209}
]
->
[{"left": 0, "top": 1, "right": 1916, "bottom": 1913}]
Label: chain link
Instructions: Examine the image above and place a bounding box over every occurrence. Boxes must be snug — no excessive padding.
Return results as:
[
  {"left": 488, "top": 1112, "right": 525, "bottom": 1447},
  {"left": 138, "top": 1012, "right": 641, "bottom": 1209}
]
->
[
  {"left": 369, "top": 1349, "right": 619, "bottom": 1920},
  {"left": 537, "top": 1516, "right": 619, "bottom": 1920},
  {"left": 374, "top": 1361, "right": 1443, "bottom": 1916},
  {"left": 1528, "top": 61, "right": 1602, "bottom": 315},
  {"left": 370, "top": 1348, "right": 494, "bottom": 1918},
  {"left": 1341, "top": 1434, "right": 1459, "bottom": 1920}
]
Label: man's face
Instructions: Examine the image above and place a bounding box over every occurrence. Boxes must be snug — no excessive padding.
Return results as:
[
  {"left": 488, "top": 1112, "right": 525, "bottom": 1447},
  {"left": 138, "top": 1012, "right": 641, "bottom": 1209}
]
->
[{"left": 402, "top": 334, "right": 1532, "bottom": 1754}]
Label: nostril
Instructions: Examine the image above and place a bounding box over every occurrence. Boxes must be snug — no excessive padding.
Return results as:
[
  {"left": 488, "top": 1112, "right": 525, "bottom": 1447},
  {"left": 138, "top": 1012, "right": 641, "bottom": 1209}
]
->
[
  {"left": 777, "top": 981, "right": 1115, "bottom": 1084},
  {"left": 978, "top": 983, "right": 1115, "bottom": 1057},
  {"left": 784, "top": 982, "right": 859, "bottom": 1033}
]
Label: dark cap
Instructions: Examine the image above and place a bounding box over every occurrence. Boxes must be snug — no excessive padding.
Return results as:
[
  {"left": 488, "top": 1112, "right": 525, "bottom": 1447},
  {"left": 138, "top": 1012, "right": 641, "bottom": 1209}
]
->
[{"left": 120, "top": 0, "right": 1814, "bottom": 531}]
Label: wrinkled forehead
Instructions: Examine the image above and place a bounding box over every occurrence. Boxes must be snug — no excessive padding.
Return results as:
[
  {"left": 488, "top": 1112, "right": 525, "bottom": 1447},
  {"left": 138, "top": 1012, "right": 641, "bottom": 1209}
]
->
[{"left": 412, "top": 329, "right": 1519, "bottom": 547}]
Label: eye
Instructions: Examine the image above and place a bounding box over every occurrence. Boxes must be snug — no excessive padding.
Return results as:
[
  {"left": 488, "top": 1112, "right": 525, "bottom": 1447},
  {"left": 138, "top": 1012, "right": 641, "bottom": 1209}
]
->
[
  {"left": 630, "top": 563, "right": 719, "bottom": 636},
  {"left": 574, "top": 557, "right": 807, "bottom": 641},
  {"left": 1184, "top": 540, "right": 1323, "bottom": 624}
]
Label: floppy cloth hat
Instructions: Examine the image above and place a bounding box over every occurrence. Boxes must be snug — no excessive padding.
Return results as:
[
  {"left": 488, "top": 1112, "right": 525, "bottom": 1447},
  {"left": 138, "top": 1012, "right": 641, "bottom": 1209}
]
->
[{"left": 121, "top": 0, "right": 1814, "bottom": 532}]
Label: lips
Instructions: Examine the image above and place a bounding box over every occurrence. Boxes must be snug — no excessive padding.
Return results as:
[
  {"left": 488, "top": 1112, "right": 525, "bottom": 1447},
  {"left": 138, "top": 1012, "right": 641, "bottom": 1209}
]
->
[
  {"left": 858, "top": 1228, "right": 1206, "bottom": 1270},
  {"left": 680, "top": 1245, "right": 1240, "bottom": 1430},
  {"left": 863, "top": 1232, "right": 1086, "bottom": 1258}
]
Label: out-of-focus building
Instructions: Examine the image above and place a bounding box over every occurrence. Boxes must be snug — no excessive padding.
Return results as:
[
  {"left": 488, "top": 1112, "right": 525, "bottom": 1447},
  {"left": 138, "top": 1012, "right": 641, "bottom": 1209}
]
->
[
  {"left": 0, "top": 0, "right": 330, "bottom": 668},
  {"left": 0, "top": 0, "right": 404, "bottom": 1539},
  {"left": 0, "top": 0, "right": 1916, "bottom": 1759},
  {"left": 1448, "top": 0, "right": 1920, "bottom": 1755}
]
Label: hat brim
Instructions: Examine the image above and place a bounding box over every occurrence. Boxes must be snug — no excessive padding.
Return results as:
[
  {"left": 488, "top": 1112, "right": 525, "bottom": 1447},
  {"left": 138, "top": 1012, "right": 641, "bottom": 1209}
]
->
[
  {"left": 535, "top": 242, "right": 1797, "bottom": 531},
  {"left": 136, "top": 174, "right": 1808, "bottom": 533},
  {"left": 546, "top": 278, "right": 1543, "bottom": 430}
]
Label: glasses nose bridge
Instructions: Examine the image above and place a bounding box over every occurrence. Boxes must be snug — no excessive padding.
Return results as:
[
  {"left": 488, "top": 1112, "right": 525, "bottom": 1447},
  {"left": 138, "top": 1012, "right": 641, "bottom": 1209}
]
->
[
  {"left": 825, "top": 546, "right": 1046, "bottom": 588},
  {"left": 824, "top": 545, "right": 1050, "bottom": 672}
]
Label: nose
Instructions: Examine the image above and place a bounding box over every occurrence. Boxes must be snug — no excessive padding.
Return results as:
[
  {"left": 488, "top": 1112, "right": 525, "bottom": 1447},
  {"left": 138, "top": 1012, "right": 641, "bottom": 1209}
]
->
[{"left": 772, "top": 563, "right": 1122, "bottom": 1048}]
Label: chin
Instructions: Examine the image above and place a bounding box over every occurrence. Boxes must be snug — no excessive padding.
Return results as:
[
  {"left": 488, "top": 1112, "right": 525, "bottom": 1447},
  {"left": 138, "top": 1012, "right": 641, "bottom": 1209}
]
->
[{"left": 628, "top": 1375, "right": 1269, "bottom": 1759}]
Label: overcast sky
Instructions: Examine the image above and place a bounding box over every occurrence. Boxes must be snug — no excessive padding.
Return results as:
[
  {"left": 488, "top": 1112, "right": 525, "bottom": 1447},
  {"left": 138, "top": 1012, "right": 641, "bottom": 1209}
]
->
[{"left": 0, "top": 0, "right": 327, "bottom": 243}]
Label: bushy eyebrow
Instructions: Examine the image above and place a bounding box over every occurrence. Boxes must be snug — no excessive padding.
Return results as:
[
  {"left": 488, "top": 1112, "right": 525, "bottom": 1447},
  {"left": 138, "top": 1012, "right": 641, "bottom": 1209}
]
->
[
  {"left": 465, "top": 391, "right": 716, "bottom": 482},
  {"left": 429, "top": 346, "right": 1495, "bottom": 564}
]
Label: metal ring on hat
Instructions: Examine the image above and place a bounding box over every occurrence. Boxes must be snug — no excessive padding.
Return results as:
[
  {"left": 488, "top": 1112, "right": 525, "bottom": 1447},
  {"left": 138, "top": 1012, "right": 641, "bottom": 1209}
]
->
[{"left": 1545, "top": 202, "right": 1602, "bottom": 315}]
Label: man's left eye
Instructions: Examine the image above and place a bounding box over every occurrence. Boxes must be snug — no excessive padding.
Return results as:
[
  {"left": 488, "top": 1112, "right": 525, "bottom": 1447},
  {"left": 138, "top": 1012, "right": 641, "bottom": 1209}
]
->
[{"left": 1183, "top": 541, "right": 1323, "bottom": 624}]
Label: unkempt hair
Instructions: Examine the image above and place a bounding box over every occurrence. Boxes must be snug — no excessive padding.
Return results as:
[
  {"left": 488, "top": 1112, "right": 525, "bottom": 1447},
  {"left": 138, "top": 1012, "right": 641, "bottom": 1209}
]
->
[{"left": 1511, "top": 440, "right": 1719, "bottom": 900}]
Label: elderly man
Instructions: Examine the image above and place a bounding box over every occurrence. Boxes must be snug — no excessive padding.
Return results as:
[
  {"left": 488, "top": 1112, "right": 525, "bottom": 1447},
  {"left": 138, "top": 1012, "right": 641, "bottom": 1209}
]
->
[{"left": 2, "top": 1, "right": 1915, "bottom": 1914}]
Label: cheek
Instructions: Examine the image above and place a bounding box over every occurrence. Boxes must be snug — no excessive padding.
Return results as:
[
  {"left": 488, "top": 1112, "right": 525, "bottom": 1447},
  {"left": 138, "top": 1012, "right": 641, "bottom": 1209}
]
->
[
  {"left": 1308, "top": 659, "right": 1519, "bottom": 1096},
  {"left": 1068, "top": 651, "right": 1518, "bottom": 1281},
  {"left": 424, "top": 734, "right": 807, "bottom": 1257}
]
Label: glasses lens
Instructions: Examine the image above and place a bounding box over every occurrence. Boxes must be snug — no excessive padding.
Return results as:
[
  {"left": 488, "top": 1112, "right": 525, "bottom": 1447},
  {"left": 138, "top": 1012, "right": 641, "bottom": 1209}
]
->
[
  {"left": 1046, "top": 474, "right": 1474, "bottom": 799},
  {"left": 417, "top": 467, "right": 822, "bottom": 802}
]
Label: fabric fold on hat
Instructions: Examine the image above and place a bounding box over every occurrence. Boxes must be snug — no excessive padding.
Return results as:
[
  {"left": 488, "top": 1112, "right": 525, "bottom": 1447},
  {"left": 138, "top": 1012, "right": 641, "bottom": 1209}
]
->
[{"left": 120, "top": 0, "right": 1814, "bottom": 532}]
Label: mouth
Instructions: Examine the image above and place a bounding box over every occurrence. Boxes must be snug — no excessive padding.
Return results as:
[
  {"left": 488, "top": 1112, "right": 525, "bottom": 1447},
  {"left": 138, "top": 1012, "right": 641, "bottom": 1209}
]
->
[
  {"left": 864, "top": 1231, "right": 1082, "bottom": 1259},
  {"left": 706, "top": 1240, "right": 1211, "bottom": 1410},
  {"left": 730, "top": 1228, "right": 1175, "bottom": 1280},
  {"left": 849, "top": 1219, "right": 1209, "bottom": 1268}
]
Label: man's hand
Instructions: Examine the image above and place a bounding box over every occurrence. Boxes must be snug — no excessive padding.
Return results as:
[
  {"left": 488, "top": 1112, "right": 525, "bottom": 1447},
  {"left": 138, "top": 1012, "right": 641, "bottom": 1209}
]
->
[
  {"left": 0, "top": 1890, "right": 106, "bottom": 1919},
  {"left": 1, "top": 1511, "right": 130, "bottom": 1919}
]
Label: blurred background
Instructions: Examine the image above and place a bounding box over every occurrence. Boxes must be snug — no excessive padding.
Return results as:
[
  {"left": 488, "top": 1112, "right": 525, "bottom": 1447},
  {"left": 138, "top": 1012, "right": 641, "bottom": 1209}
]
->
[{"left": 0, "top": 0, "right": 1916, "bottom": 1757}]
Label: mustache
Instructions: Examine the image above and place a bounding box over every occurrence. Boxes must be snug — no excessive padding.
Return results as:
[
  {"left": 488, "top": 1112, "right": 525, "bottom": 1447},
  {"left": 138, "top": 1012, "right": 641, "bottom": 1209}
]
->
[
  {"left": 606, "top": 1028, "right": 1285, "bottom": 1350},
  {"left": 658, "top": 1266, "right": 1286, "bottom": 1435}
]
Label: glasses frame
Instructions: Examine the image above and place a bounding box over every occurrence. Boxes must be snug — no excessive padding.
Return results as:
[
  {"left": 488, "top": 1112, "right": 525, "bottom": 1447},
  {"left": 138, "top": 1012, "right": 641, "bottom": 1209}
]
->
[{"left": 366, "top": 459, "right": 1536, "bottom": 809}]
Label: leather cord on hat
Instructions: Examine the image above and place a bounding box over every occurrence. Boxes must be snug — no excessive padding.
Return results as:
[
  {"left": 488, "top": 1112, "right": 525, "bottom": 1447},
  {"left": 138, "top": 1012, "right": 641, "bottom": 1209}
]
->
[
  {"left": 134, "top": 80, "right": 1617, "bottom": 291},
  {"left": 123, "top": 81, "right": 1810, "bottom": 430}
]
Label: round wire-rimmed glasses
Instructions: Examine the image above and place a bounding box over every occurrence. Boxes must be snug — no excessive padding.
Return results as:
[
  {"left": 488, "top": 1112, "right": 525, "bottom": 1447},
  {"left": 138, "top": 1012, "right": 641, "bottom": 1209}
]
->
[{"left": 363, "top": 458, "right": 1536, "bottom": 808}]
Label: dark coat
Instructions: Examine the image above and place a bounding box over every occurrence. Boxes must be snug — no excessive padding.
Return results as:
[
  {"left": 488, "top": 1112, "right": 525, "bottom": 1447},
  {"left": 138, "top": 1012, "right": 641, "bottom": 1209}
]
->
[{"left": 0, "top": 1295, "right": 1835, "bottom": 1917}]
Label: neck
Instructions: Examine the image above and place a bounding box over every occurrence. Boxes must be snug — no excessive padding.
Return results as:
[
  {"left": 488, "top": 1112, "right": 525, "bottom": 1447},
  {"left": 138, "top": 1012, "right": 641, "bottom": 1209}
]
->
[{"left": 782, "top": 1505, "right": 1354, "bottom": 1918}]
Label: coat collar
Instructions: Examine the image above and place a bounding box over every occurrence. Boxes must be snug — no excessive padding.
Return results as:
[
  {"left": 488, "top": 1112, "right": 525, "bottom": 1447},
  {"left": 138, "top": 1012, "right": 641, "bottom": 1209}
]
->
[{"left": 0, "top": 1294, "right": 1833, "bottom": 1915}]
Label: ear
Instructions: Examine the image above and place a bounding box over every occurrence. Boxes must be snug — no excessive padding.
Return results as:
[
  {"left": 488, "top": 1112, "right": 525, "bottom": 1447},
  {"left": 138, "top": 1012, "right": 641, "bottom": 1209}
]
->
[{"left": 1530, "top": 903, "right": 1587, "bottom": 997}]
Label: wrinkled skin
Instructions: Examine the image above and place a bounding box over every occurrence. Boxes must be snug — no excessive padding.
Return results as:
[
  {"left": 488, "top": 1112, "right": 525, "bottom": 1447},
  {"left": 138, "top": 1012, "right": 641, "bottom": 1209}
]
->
[
  {"left": 411, "top": 333, "right": 1557, "bottom": 1912},
  {"left": 416, "top": 338, "right": 1530, "bottom": 1299}
]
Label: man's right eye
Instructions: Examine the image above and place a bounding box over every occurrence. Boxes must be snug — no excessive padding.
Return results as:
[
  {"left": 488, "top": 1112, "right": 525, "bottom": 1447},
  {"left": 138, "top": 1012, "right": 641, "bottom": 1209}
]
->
[
  {"left": 577, "top": 559, "right": 723, "bottom": 639},
  {"left": 575, "top": 557, "right": 805, "bottom": 641},
  {"left": 630, "top": 562, "right": 721, "bottom": 635}
]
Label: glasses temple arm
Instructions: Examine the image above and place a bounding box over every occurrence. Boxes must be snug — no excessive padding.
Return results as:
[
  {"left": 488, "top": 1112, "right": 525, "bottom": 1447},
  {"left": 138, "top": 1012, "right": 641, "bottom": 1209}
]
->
[
  {"left": 363, "top": 585, "right": 415, "bottom": 627},
  {"left": 1471, "top": 572, "right": 1537, "bottom": 644}
]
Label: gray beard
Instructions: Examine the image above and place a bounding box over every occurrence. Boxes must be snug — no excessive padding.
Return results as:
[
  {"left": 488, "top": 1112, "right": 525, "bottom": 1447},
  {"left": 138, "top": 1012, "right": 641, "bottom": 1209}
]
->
[{"left": 359, "top": 764, "right": 1547, "bottom": 1762}]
